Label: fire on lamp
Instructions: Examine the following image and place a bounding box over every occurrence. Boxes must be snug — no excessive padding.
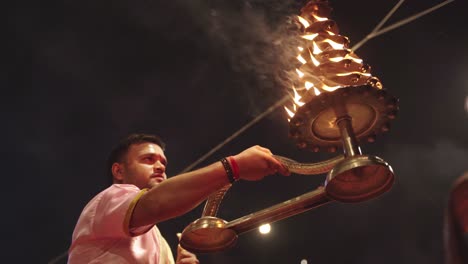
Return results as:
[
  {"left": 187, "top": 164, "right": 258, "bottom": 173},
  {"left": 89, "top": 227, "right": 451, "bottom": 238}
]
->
[{"left": 180, "top": 0, "right": 399, "bottom": 253}]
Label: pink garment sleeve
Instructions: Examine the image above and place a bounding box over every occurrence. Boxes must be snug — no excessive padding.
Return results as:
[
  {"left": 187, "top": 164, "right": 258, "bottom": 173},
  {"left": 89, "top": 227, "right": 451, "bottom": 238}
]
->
[{"left": 93, "top": 184, "right": 151, "bottom": 238}]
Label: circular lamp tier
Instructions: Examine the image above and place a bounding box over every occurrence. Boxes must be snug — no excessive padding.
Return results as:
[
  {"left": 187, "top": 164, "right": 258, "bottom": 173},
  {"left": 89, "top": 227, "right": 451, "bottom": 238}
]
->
[{"left": 289, "top": 85, "right": 398, "bottom": 152}]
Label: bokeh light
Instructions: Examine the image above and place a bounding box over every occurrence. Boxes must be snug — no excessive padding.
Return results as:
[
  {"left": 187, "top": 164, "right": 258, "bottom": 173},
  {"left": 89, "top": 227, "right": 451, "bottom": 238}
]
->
[{"left": 258, "top": 223, "right": 271, "bottom": 234}]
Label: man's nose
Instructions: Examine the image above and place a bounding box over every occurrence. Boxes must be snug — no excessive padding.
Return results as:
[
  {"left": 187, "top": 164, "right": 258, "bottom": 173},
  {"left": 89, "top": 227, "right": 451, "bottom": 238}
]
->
[{"left": 154, "top": 161, "right": 165, "bottom": 172}]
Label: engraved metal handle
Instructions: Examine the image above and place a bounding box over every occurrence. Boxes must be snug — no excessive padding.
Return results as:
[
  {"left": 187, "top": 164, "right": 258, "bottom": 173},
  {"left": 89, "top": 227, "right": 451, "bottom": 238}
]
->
[{"left": 200, "top": 155, "right": 344, "bottom": 219}]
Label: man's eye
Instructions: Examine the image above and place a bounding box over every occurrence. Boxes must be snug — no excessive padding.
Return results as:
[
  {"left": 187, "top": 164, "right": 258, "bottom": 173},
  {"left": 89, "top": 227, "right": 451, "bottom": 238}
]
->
[{"left": 144, "top": 157, "right": 154, "bottom": 162}]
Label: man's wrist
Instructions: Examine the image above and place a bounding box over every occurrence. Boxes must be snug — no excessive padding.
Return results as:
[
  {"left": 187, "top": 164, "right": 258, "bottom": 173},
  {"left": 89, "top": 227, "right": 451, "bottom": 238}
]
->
[
  {"left": 220, "top": 157, "right": 239, "bottom": 183},
  {"left": 227, "top": 156, "right": 240, "bottom": 181}
]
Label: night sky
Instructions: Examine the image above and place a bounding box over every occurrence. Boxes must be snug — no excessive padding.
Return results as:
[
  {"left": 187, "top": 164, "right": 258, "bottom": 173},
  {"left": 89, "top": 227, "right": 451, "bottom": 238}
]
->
[{"left": 4, "top": 0, "right": 468, "bottom": 263}]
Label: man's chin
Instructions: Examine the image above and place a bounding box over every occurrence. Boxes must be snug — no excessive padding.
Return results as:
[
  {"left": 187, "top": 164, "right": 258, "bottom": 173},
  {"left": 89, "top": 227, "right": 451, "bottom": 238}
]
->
[{"left": 148, "top": 178, "right": 165, "bottom": 188}]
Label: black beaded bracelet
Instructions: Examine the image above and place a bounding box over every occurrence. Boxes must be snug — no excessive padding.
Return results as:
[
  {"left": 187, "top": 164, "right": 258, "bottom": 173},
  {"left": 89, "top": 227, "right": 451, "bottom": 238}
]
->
[{"left": 220, "top": 157, "right": 235, "bottom": 183}]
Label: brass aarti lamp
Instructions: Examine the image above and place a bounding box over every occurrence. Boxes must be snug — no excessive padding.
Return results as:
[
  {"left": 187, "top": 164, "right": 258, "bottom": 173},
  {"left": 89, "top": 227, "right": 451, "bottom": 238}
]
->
[{"left": 180, "top": 0, "right": 398, "bottom": 253}]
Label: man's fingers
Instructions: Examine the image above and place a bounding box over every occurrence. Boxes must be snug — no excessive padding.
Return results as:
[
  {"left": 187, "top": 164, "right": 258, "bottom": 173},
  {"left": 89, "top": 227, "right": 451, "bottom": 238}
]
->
[
  {"left": 178, "top": 257, "right": 200, "bottom": 264},
  {"left": 176, "top": 233, "right": 183, "bottom": 254},
  {"left": 255, "top": 146, "right": 290, "bottom": 176},
  {"left": 252, "top": 146, "right": 291, "bottom": 175},
  {"left": 255, "top": 145, "right": 273, "bottom": 155},
  {"left": 177, "top": 248, "right": 199, "bottom": 264},
  {"left": 177, "top": 245, "right": 182, "bottom": 256},
  {"left": 269, "top": 157, "right": 290, "bottom": 176},
  {"left": 178, "top": 247, "right": 190, "bottom": 257}
]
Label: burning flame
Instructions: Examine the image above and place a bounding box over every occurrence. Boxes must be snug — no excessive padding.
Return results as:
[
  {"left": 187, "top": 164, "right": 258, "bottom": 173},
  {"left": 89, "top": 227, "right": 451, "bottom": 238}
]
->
[
  {"left": 314, "top": 87, "right": 321, "bottom": 95},
  {"left": 297, "top": 55, "right": 307, "bottom": 64},
  {"left": 297, "top": 16, "right": 310, "bottom": 28},
  {"left": 296, "top": 69, "right": 305, "bottom": 78},
  {"left": 284, "top": 106, "right": 295, "bottom": 119},
  {"left": 309, "top": 52, "right": 320, "bottom": 66},
  {"left": 312, "top": 14, "right": 327, "bottom": 21},
  {"left": 322, "top": 84, "right": 341, "bottom": 92},
  {"left": 329, "top": 57, "right": 344, "bottom": 62},
  {"left": 302, "top": 33, "right": 318, "bottom": 40},
  {"left": 312, "top": 42, "right": 322, "bottom": 55},
  {"left": 284, "top": 0, "right": 383, "bottom": 120},
  {"left": 292, "top": 88, "right": 305, "bottom": 106},
  {"left": 322, "top": 39, "right": 345, "bottom": 49}
]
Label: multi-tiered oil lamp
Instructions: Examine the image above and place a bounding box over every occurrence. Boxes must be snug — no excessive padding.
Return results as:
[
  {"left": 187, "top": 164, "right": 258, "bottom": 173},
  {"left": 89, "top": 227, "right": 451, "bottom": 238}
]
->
[{"left": 180, "top": 0, "right": 399, "bottom": 253}]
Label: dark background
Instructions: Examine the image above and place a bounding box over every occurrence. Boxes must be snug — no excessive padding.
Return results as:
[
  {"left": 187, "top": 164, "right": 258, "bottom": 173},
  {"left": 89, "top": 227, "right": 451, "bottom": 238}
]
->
[{"left": 4, "top": 0, "right": 467, "bottom": 263}]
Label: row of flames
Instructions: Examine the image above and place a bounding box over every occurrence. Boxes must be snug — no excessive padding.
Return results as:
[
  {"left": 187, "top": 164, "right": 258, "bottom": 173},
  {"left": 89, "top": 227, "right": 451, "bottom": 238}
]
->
[{"left": 284, "top": 0, "right": 383, "bottom": 121}]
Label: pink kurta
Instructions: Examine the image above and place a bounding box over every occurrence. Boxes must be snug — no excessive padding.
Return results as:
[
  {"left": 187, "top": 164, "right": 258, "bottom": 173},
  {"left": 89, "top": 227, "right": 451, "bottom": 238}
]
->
[{"left": 68, "top": 184, "right": 174, "bottom": 264}]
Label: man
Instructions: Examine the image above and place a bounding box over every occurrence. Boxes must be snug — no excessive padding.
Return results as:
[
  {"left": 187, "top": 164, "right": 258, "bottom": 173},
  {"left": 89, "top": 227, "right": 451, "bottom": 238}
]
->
[
  {"left": 68, "top": 133, "right": 289, "bottom": 263},
  {"left": 444, "top": 171, "right": 468, "bottom": 264}
]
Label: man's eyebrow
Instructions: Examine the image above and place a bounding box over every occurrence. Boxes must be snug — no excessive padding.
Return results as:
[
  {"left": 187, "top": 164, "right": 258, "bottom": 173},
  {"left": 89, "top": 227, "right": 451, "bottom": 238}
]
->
[{"left": 140, "top": 153, "right": 168, "bottom": 164}]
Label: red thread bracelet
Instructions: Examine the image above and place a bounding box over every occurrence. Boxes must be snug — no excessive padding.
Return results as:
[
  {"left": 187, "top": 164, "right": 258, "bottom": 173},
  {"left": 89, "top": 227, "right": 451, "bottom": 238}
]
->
[
  {"left": 220, "top": 158, "right": 234, "bottom": 183},
  {"left": 228, "top": 156, "right": 240, "bottom": 181}
]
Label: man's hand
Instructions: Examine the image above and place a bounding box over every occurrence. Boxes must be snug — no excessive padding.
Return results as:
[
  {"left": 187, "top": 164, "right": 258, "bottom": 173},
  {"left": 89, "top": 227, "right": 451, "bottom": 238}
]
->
[
  {"left": 176, "top": 244, "right": 199, "bottom": 264},
  {"left": 233, "top": 145, "right": 290, "bottom": 181},
  {"left": 176, "top": 233, "right": 199, "bottom": 264}
]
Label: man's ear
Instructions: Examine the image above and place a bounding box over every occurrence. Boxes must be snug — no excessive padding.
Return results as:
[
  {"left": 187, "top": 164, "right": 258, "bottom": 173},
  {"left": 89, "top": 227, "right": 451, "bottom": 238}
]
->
[{"left": 111, "top": 163, "right": 124, "bottom": 183}]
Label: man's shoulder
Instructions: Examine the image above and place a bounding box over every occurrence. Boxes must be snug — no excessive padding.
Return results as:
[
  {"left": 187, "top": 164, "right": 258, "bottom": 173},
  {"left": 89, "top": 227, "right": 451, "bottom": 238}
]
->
[
  {"left": 107, "top": 184, "right": 141, "bottom": 192},
  {"left": 84, "top": 184, "right": 141, "bottom": 209},
  {"left": 97, "top": 184, "right": 141, "bottom": 196},
  {"left": 74, "top": 184, "right": 144, "bottom": 229}
]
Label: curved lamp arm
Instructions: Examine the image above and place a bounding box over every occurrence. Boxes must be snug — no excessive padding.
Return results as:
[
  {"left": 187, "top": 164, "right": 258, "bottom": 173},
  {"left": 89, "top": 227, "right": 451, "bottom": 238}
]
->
[{"left": 201, "top": 155, "right": 344, "bottom": 219}]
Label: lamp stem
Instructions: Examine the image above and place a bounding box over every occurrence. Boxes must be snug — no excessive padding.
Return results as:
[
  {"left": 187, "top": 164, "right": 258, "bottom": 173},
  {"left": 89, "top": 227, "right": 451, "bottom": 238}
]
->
[{"left": 336, "top": 116, "right": 361, "bottom": 157}]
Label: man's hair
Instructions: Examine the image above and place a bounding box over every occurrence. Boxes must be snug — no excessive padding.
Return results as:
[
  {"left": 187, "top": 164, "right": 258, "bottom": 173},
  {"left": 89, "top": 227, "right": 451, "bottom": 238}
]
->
[{"left": 106, "top": 133, "right": 166, "bottom": 185}]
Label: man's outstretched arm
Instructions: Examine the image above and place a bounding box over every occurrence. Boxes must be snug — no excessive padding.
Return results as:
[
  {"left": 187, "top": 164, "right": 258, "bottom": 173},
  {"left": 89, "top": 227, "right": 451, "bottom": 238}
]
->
[{"left": 130, "top": 145, "right": 289, "bottom": 228}]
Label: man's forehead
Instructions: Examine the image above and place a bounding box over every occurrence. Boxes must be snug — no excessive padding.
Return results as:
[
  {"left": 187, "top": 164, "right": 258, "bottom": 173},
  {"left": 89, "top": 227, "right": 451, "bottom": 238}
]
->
[{"left": 129, "top": 142, "right": 165, "bottom": 157}]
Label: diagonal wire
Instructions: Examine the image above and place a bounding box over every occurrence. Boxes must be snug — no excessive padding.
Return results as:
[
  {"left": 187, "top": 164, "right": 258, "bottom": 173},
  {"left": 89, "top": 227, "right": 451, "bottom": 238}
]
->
[
  {"left": 371, "top": 0, "right": 406, "bottom": 33},
  {"left": 352, "top": 0, "right": 455, "bottom": 51},
  {"left": 352, "top": 0, "right": 406, "bottom": 51},
  {"left": 369, "top": 0, "right": 454, "bottom": 39},
  {"left": 179, "top": 94, "right": 290, "bottom": 173}
]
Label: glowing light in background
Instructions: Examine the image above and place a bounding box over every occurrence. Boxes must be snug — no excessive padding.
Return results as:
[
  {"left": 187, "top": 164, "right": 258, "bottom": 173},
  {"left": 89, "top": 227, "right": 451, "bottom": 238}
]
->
[
  {"left": 301, "top": 259, "right": 308, "bottom": 264},
  {"left": 258, "top": 223, "right": 271, "bottom": 234}
]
